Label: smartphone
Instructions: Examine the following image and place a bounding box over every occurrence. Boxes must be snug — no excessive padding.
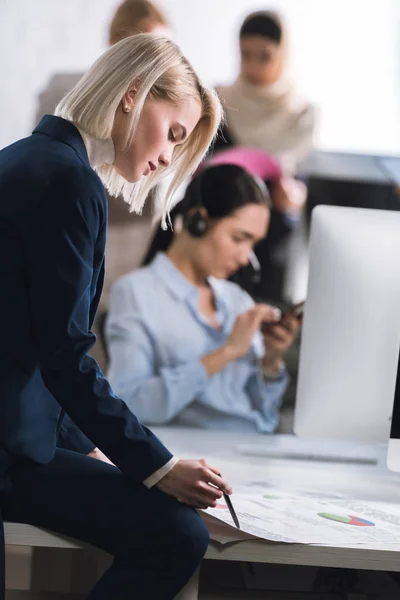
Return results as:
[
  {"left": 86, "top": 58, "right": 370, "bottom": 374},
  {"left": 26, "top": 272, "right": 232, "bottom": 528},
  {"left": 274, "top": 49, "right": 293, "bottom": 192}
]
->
[
  {"left": 261, "top": 301, "right": 305, "bottom": 332},
  {"left": 284, "top": 300, "right": 305, "bottom": 321}
]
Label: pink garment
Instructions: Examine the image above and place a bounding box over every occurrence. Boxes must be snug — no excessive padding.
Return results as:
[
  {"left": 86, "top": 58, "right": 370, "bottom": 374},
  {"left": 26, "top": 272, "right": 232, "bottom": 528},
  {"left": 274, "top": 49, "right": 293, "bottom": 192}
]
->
[{"left": 201, "top": 147, "right": 282, "bottom": 181}]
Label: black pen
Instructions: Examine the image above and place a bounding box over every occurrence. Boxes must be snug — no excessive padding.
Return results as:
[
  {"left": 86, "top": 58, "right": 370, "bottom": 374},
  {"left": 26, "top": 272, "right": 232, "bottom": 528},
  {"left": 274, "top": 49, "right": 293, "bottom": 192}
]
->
[{"left": 218, "top": 474, "right": 240, "bottom": 529}]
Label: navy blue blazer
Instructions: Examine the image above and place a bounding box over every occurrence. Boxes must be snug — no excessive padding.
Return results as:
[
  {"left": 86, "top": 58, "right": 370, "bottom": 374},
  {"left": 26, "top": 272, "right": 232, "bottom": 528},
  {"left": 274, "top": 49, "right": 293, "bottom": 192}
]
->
[{"left": 0, "top": 115, "right": 172, "bottom": 482}]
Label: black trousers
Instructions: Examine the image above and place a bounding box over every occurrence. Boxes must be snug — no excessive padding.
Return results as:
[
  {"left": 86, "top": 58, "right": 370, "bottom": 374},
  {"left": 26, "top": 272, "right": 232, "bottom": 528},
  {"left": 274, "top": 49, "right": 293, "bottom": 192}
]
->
[{"left": 1, "top": 449, "right": 209, "bottom": 599}]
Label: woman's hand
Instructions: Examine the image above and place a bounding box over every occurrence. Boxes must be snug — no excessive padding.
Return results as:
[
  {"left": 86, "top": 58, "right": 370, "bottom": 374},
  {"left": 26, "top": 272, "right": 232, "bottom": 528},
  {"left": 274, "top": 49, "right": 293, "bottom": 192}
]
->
[
  {"left": 201, "top": 304, "right": 281, "bottom": 377},
  {"left": 156, "top": 459, "right": 232, "bottom": 509},
  {"left": 225, "top": 304, "right": 281, "bottom": 360},
  {"left": 262, "top": 315, "right": 300, "bottom": 372},
  {"left": 271, "top": 176, "right": 307, "bottom": 216}
]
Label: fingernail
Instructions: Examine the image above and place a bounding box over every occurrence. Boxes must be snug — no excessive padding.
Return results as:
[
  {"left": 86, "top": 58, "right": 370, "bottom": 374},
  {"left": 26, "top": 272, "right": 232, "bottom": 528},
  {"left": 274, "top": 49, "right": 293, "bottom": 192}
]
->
[{"left": 273, "top": 308, "right": 281, "bottom": 319}]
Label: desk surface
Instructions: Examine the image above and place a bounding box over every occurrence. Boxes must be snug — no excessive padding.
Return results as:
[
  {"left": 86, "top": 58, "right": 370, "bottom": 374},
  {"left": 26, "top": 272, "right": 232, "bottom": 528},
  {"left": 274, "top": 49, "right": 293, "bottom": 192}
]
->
[
  {"left": 5, "top": 428, "right": 400, "bottom": 572},
  {"left": 152, "top": 427, "right": 400, "bottom": 571}
]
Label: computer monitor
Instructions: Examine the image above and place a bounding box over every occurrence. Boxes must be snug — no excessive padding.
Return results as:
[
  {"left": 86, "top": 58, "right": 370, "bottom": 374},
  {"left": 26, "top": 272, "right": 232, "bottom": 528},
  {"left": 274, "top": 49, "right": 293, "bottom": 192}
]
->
[
  {"left": 294, "top": 205, "right": 400, "bottom": 443},
  {"left": 387, "top": 349, "right": 400, "bottom": 471}
]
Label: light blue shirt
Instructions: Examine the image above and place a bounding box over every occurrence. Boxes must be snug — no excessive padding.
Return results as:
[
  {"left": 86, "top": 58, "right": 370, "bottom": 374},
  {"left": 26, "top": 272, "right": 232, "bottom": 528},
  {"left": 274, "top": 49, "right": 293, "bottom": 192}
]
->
[{"left": 106, "top": 253, "right": 288, "bottom": 433}]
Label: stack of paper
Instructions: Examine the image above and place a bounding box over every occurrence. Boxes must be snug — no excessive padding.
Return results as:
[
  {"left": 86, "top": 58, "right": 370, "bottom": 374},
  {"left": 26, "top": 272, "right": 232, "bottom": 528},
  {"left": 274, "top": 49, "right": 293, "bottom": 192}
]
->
[{"left": 203, "top": 487, "right": 400, "bottom": 546}]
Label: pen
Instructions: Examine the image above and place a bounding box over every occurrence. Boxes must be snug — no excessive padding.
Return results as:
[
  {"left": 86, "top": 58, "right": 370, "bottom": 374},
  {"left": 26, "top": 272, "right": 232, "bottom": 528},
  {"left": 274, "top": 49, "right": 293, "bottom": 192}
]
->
[{"left": 218, "top": 473, "right": 240, "bottom": 529}]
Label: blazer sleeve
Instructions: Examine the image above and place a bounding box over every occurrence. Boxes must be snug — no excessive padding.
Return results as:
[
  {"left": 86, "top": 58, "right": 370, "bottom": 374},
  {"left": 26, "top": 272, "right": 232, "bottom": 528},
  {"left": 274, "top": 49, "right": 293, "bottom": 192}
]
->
[
  {"left": 57, "top": 414, "right": 96, "bottom": 455},
  {"left": 22, "top": 175, "right": 172, "bottom": 483}
]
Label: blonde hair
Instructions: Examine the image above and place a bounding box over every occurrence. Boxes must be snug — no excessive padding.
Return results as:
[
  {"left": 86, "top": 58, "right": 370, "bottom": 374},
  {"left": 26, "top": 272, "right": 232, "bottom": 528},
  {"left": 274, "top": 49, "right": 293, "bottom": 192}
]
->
[
  {"left": 109, "top": 0, "right": 169, "bottom": 45},
  {"left": 55, "top": 34, "right": 223, "bottom": 226}
]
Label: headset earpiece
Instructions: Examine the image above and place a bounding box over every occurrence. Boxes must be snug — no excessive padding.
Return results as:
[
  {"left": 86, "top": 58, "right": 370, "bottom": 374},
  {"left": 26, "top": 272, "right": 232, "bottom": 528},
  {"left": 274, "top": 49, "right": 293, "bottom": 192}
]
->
[
  {"left": 183, "top": 170, "right": 208, "bottom": 237},
  {"left": 183, "top": 210, "right": 208, "bottom": 237}
]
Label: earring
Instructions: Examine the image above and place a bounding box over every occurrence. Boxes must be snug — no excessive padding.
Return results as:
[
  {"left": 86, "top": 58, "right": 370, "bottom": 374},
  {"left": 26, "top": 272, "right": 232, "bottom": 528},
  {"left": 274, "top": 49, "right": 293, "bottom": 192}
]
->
[{"left": 124, "top": 106, "right": 131, "bottom": 113}]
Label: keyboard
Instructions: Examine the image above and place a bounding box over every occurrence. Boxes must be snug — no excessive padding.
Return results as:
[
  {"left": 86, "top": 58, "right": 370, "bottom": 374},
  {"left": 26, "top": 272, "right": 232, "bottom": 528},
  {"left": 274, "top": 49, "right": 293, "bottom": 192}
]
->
[{"left": 235, "top": 437, "right": 379, "bottom": 465}]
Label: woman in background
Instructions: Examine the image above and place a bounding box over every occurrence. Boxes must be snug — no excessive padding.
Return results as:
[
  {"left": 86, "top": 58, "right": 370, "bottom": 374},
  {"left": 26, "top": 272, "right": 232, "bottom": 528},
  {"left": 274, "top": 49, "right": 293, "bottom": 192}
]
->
[
  {"left": 216, "top": 10, "right": 315, "bottom": 172},
  {"left": 36, "top": 0, "right": 171, "bottom": 120},
  {"left": 0, "top": 34, "right": 228, "bottom": 600},
  {"left": 107, "top": 165, "right": 299, "bottom": 432}
]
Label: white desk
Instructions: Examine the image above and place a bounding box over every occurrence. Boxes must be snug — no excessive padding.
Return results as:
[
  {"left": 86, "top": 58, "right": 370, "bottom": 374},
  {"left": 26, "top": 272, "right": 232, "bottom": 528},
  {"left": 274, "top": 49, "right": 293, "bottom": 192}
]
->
[
  {"left": 5, "top": 428, "right": 400, "bottom": 600},
  {"left": 152, "top": 427, "right": 400, "bottom": 572}
]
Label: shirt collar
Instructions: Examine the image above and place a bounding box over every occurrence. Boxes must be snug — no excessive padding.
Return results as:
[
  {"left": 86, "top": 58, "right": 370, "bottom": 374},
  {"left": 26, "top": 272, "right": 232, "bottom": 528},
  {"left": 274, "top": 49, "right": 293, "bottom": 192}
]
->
[
  {"left": 77, "top": 127, "right": 115, "bottom": 168},
  {"left": 151, "top": 253, "right": 199, "bottom": 301},
  {"left": 150, "top": 253, "right": 229, "bottom": 314}
]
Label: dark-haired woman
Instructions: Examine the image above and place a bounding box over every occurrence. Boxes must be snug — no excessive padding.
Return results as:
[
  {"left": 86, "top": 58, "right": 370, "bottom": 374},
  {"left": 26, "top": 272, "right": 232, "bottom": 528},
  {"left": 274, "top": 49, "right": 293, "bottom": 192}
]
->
[{"left": 106, "top": 165, "right": 299, "bottom": 432}]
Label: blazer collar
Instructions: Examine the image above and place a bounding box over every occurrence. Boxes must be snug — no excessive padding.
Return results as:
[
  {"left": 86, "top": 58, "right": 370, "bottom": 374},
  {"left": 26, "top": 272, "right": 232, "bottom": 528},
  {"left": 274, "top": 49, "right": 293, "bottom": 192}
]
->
[{"left": 33, "top": 115, "right": 89, "bottom": 165}]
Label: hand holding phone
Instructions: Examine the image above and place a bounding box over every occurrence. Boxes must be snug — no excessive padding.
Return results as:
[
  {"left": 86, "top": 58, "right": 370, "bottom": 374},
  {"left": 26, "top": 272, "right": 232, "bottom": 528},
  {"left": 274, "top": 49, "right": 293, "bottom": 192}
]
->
[
  {"left": 283, "top": 301, "right": 305, "bottom": 323},
  {"left": 261, "top": 301, "right": 305, "bottom": 332},
  {"left": 261, "top": 301, "right": 304, "bottom": 365}
]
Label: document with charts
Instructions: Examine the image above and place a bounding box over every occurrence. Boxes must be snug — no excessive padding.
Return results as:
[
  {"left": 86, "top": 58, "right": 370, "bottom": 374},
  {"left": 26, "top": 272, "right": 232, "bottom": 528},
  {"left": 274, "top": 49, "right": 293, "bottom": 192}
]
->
[{"left": 203, "top": 487, "right": 400, "bottom": 545}]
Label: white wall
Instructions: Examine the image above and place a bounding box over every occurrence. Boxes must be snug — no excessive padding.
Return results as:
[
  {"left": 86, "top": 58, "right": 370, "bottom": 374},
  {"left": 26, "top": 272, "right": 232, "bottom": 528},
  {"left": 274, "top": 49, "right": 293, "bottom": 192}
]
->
[{"left": 1, "top": 0, "right": 399, "bottom": 154}]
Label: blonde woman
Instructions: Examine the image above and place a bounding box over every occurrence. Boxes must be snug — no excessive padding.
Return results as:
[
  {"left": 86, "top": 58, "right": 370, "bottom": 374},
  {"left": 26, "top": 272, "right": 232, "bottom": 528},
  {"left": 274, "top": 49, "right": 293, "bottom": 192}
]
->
[
  {"left": 36, "top": 2, "right": 173, "bottom": 343},
  {"left": 0, "top": 35, "right": 230, "bottom": 600},
  {"left": 35, "top": 3, "right": 173, "bottom": 349}
]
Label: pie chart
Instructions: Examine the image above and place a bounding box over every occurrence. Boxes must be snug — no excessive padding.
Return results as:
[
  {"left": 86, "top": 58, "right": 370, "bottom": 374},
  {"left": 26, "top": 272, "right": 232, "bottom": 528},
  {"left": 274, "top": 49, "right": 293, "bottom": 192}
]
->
[{"left": 318, "top": 513, "right": 375, "bottom": 527}]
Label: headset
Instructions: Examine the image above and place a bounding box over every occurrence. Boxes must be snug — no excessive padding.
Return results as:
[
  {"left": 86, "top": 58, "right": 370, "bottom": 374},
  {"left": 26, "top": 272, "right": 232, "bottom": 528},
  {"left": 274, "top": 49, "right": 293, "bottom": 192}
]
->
[
  {"left": 182, "top": 167, "right": 263, "bottom": 285},
  {"left": 182, "top": 170, "right": 209, "bottom": 237},
  {"left": 183, "top": 168, "right": 270, "bottom": 239}
]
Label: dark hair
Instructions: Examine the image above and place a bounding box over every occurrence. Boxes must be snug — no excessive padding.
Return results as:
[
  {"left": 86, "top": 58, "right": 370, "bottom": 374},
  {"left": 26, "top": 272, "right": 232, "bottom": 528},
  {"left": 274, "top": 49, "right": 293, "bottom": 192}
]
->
[
  {"left": 142, "top": 164, "right": 270, "bottom": 266},
  {"left": 240, "top": 11, "right": 282, "bottom": 45}
]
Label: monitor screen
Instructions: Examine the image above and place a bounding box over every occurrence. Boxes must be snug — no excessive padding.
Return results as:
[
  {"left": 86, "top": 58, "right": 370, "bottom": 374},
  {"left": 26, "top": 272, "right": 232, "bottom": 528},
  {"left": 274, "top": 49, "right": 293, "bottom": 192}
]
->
[{"left": 294, "top": 205, "right": 400, "bottom": 443}]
